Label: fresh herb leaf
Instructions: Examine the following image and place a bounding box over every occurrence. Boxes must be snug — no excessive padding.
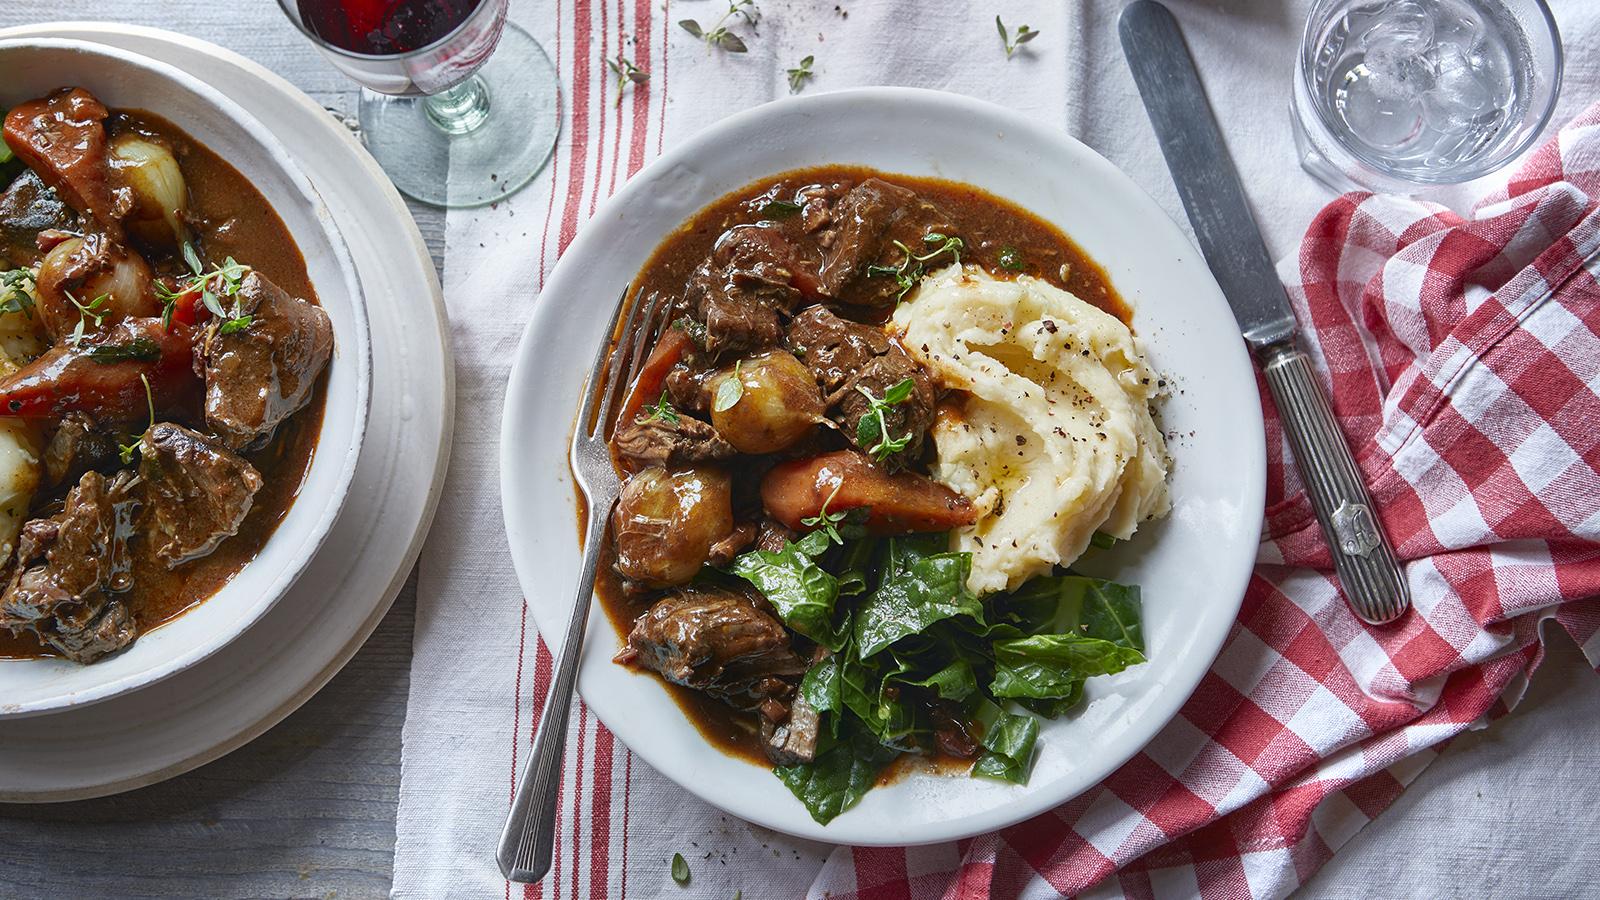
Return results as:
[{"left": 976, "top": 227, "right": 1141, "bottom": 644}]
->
[
  {"left": 218, "top": 315, "right": 253, "bottom": 335},
  {"left": 117, "top": 373, "right": 156, "bottom": 465},
  {"left": 757, "top": 199, "right": 803, "bottom": 220},
  {"left": 786, "top": 54, "right": 815, "bottom": 93},
  {"left": 87, "top": 338, "right": 162, "bottom": 364},
  {"left": 998, "top": 246, "right": 1026, "bottom": 272},
  {"left": 989, "top": 634, "right": 1145, "bottom": 700},
  {"left": 774, "top": 724, "right": 898, "bottom": 825},
  {"left": 680, "top": 1, "right": 757, "bottom": 53},
  {"left": 728, "top": 541, "right": 846, "bottom": 650},
  {"left": 866, "top": 235, "right": 963, "bottom": 303},
  {"left": 1089, "top": 530, "right": 1118, "bottom": 550},
  {"left": 670, "top": 851, "right": 689, "bottom": 885},
  {"left": 971, "top": 700, "right": 1039, "bottom": 783},
  {"left": 182, "top": 241, "right": 204, "bottom": 276},
  {"left": 643, "top": 391, "right": 680, "bottom": 424},
  {"left": 800, "top": 481, "right": 851, "bottom": 545},
  {"left": 65, "top": 291, "right": 109, "bottom": 349},
  {"left": 606, "top": 53, "right": 649, "bottom": 107},
  {"left": 712, "top": 360, "right": 744, "bottom": 412},
  {"left": 0, "top": 269, "right": 35, "bottom": 318},
  {"left": 853, "top": 378, "right": 917, "bottom": 461},
  {"left": 996, "top": 16, "right": 1039, "bottom": 58},
  {"left": 854, "top": 534, "right": 982, "bottom": 658},
  {"left": 671, "top": 315, "right": 708, "bottom": 349}
]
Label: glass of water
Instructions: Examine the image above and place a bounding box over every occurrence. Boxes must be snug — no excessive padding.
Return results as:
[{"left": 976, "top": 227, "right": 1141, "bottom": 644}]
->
[{"left": 1292, "top": 0, "right": 1562, "bottom": 193}]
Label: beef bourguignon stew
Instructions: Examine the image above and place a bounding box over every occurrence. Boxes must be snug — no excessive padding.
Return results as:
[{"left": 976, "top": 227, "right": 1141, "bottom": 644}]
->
[
  {"left": 595, "top": 167, "right": 1171, "bottom": 823},
  {"left": 0, "top": 87, "right": 332, "bottom": 663}
]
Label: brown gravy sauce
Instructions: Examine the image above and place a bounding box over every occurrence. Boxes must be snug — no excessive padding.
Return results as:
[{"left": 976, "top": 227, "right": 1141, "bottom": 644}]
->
[
  {"left": 0, "top": 109, "right": 327, "bottom": 659},
  {"left": 585, "top": 165, "right": 1124, "bottom": 766}
]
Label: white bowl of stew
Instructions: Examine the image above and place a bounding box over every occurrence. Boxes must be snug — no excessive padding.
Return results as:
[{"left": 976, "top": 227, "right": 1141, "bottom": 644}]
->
[
  {"left": 503, "top": 88, "right": 1264, "bottom": 844},
  {"left": 0, "top": 39, "right": 371, "bottom": 717}
]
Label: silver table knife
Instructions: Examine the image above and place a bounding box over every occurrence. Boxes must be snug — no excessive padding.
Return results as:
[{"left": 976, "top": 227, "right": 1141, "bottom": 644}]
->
[{"left": 1119, "top": 0, "right": 1410, "bottom": 624}]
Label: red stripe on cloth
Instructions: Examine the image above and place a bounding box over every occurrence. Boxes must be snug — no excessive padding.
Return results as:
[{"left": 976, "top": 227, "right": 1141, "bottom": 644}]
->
[
  {"left": 627, "top": 0, "right": 652, "bottom": 177},
  {"left": 619, "top": 751, "right": 633, "bottom": 900},
  {"left": 851, "top": 846, "right": 911, "bottom": 900},
  {"left": 589, "top": 723, "right": 615, "bottom": 900},
  {"left": 557, "top": 0, "right": 595, "bottom": 254},
  {"left": 656, "top": 0, "right": 668, "bottom": 157},
  {"left": 604, "top": 0, "right": 626, "bottom": 200},
  {"left": 569, "top": 703, "right": 589, "bottom": 900}
]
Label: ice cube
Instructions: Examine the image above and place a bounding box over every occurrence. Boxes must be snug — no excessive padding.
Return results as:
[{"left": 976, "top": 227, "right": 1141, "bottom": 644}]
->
[
  {"left": 1359, "top": 0, "right": 1436, "bottom": 50},
  {"left": 1429, "top": 0, "right": 1487, "bottom": 51}
]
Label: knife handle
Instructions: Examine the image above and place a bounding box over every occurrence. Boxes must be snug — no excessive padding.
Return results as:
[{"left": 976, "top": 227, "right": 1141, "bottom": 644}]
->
[{"left": 1260, "top": 341, "right": 1410, "bottom": 624}]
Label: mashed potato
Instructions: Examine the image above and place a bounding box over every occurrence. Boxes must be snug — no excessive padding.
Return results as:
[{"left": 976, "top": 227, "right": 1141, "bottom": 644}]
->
[
  {"left": 0, "top": 272, "right": 45, "bottom": 566},
  {"left": 890, "top": 264, "right": 1169, "bottom": 594}
]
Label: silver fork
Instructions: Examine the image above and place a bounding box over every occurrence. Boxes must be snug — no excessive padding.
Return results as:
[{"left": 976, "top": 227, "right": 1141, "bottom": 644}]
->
[{"left": 497, "top": 287, "right": 670, "bottom": 884}]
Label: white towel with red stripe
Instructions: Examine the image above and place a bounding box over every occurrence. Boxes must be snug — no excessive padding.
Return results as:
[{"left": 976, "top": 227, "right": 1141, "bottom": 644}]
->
[{"left": 395, "top": 1, "right": 1600, "bottom": 897}]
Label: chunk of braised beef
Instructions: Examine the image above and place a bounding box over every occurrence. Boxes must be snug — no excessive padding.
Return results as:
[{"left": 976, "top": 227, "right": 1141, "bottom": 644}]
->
[
  {"left": 785, "top": 305, "right": 936, "bottom": 468},
  {"left": 707, "top": 521, "right": 758, "bottom": 567},
  {"left": 685, "top": 224, "right": 815, "bottom": 360},
  {"left": 199, "top": 271, "right": 333, "bottom": 449},
  {"left": 2, "top": 88, "right": 126, "bottom": 237},
  {"left": 616, "top": 585, "right": 805, "bottom": 710},
  {"left": 612, "top": 412, "right": 735, "bottom": 468},
  {"left": 43, "top": 411, "right": 119, "bottom": 488},
  {"left": 815, "top": 178, "right": 952, "bottom": 305},
  {"left": 138, "top": 422, "right": 263, "bottom": 568},
  {"left": 0, "top": 470, "right": 139, "bottom": 663},
  {"left": 663, "top": 360, "right": 716, "bottom": 415},
  {"left": 0, "top": 168, "right": 79, "bottom": 268}
]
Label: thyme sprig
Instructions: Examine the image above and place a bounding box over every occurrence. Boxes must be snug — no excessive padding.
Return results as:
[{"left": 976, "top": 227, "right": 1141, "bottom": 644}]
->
[
  {"left": 606, "top": 53, "right": 649, "bottom": 107},
  {"left": 854, "top": 377, "right": 916, "bottom": 461},
  {"left": 786, "top": 55, "right": 815, "bottom": 93},
  {"left": 155, "top": 243, "right": 253, "bottom": 334},
  {"left": 0, "top": 269, "right": 36, "bottom": 318},
  {"left": 65, "top": 291, "right": 109, "bottom": 349},
  {"left": 117, "top": 373, "right": 155, "bottom": 465},
  {"left": 996, "top": 16, "right": 1039, "bottom": 58},
  {"left": 643, "top": 390, "right": 679, "bottom": 424},
  {"left": 679, "top": 0, "right": 757, "bottom": 53},
  {"left": 865, "top": 232, "right": 964, "bottom": 302}
]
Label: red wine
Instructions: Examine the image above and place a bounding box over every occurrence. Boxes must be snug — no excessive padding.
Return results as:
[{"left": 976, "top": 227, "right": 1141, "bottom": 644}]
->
[{"left": 297, "top": 0, "right": 483, "bottom": 56}]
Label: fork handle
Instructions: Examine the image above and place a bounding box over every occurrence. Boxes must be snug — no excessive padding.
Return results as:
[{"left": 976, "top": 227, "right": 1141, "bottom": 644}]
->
[
  {"left": 1260, "top": 340, "right": 1410, "bottom": 624},
  {"left": 497, "top": 502, "right": 612, "bottom": 883}
]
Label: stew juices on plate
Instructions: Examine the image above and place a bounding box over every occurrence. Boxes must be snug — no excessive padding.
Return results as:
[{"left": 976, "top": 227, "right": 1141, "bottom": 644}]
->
[
  {"left": 0, "top": 87, "right": 332, "bottom": 663},
  {"left": 594, "top": 167, "right": 1171, "bottom": 823}
]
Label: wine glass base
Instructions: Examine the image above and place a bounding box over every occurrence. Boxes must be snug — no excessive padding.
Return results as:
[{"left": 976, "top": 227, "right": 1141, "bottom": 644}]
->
[{"left": 358, "top": 22, "right": 560, "bottom": 208}]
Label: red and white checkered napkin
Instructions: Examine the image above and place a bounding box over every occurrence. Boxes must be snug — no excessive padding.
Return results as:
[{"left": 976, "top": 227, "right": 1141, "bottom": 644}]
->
[{"left": 803, "top": 104, "right": 1600, "bottom": 900}]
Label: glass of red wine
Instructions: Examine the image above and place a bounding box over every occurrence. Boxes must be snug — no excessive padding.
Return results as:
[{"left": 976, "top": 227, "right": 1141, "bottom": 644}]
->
[{"left": 280, "top": 0, "right": 560, "bottom": 207}]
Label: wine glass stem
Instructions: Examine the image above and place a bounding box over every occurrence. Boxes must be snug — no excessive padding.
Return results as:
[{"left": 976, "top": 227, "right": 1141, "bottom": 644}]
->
[{"left": 425, "top": 77, "right": 492, "bottom": 135}]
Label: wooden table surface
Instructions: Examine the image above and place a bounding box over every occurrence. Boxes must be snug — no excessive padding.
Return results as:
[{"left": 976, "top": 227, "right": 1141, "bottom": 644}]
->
[{"left": 1, "top": 4, "right": 1597, "bottom": 899}]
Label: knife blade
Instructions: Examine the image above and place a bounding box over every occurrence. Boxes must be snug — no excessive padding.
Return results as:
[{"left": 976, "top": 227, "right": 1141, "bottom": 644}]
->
[{"left": 1119, "top": 0, "right": 1411, "bottom": 625}]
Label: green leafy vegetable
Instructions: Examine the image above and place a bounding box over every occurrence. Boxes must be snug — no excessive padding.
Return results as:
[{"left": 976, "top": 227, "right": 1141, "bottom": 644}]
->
[
  {"left": 895, "top": 656, "right": 977, "bottom": 702},
  {"left": 854, "top": 535, "right": 982, "bottom": 658},
  {"left": 990, "top": 633, "right": 1145, "bottom": 700},
  {"left": 775, "top": 725, "right": 898, "bottom": 825},
  {"left": 729, "top": 542, "right": 845, "bottom": 650},
  {"left": 971, "top": 700, "right": 1040, "bottom": 783},
  {"left": 670, "top": 851, "right": 689, "bottom": 884}
]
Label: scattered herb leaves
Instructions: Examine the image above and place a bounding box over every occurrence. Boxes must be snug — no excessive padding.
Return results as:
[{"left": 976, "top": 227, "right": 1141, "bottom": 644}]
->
[
  {"left": 866, "top": 234, "right": 963, "bottom": 302},
  {"left": 670, "top": 852, "right": 689, "bottom": 885},
  {"left": 680, "top": 0, "right": 757, "bottom": 53},
  {"left": 116, "top": 373, "right": 155, "bottom": 465},
  {"left": 998, "top": 246, "right": 1025, "bottom": 272},
  {"left": 996, "top": 16, "right": 1039, "bottom": 58},
  {"left": 606, "top": 53, "right": 649, "bottom": 107},
  {"left": 786, "top": 54, "right": 815, "bottom": 93}
]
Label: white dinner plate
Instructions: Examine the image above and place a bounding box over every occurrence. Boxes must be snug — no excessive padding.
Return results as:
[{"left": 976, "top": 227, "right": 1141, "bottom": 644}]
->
[
  {"left": 0, "top": 22, "right": 452, "bottom": 801},
  {"left": 502, "top": 88, "right": 1264, "bottom": 844}
]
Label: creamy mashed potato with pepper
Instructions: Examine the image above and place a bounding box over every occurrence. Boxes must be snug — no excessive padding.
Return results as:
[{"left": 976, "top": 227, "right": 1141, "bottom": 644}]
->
[{"left": 891, "top": 264, "right": 1169, "bottom": 594}]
